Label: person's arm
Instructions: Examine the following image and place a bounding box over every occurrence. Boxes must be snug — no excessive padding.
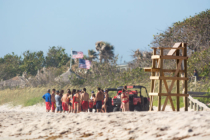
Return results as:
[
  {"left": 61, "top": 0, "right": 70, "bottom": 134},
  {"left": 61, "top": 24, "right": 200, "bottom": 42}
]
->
[
  {"left": 49, "top": 95, "right": 51, "bottom": 104},
  {"left": 78, "top": 94, "right": 81, "bottom": 104},
  {"left": 80, "top": 94, "right": 83, "bottom": 102},
  {"left": 42, "top": 94, "right": 45, "bottom": 100},
  {"left": 95, "top": 92, "right": 98, "bottom": 100}
]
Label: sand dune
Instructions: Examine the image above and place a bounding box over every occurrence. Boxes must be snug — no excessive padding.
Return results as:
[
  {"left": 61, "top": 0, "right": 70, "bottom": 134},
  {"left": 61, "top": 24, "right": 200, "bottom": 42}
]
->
[{"left": 0, "top": 105, "right": 210, "bottom": 140}]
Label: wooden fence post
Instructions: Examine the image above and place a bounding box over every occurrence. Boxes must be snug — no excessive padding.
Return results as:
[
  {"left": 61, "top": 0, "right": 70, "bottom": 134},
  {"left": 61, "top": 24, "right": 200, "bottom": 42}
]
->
[
  {"left": 190, "top": 100, "right": 193, "bottom": 109},
  {"left": 194, "top": 103, "right": 197, "bottom": 111}
]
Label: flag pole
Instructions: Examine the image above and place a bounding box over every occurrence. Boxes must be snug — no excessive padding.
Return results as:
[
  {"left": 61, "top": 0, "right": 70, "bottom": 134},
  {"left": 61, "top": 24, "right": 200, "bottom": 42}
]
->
[{"left": 69, "top": 48, "right": 72, "bottom": 71}]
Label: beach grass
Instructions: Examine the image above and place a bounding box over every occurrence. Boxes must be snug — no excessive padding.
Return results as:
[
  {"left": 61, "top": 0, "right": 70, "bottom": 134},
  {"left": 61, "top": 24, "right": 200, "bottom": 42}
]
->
[{"left": 0, "top": 79, "right": 198, "bottom": 108}]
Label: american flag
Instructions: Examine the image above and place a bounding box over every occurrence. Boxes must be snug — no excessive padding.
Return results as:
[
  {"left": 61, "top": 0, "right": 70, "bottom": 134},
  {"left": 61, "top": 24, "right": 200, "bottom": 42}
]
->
[
  {"left": 72, "top": 51, "right": 84, "bottom": 58},
  {"left": 79, "top": 59, "right": 91, "bottom": 69}
]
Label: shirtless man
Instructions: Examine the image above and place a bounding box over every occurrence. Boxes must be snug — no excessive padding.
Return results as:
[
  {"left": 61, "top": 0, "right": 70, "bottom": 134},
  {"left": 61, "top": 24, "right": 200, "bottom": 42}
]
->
[
  {"left": 81, "top": 88, "right": 89, "bottom": 112},
  {"left": 61, "top": 90, "right": 70, "bottom": 113},
  {"left": 95, "top": 87, "right": 104, "bottom": 112},
  {"left": 51, "top": 89, "right": 56, "bottom": 112}
]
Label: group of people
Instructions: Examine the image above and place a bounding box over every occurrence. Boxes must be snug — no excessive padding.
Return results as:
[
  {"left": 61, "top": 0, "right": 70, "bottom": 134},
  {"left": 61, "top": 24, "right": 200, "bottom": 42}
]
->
[{"left": 42, "top": 87, "right": 109, "bottom": 113}]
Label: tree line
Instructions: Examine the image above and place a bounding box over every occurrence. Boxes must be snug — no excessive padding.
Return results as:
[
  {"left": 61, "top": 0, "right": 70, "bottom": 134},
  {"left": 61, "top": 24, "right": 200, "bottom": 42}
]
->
[
  {"left": 0, "top": 46, "right": 70, "bottom": 80},
  {"left": 0, "top": 42, "right": 115, "bottom": 81}
]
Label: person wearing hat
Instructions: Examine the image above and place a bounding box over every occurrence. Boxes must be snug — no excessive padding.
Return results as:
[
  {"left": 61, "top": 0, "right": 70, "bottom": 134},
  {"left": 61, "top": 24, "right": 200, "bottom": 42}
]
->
[
  {"left": 42, "top": 89, "right": 51, "bottom": 112},
  {"left": 55, "top": 90, "right": 62, "bottom": 113}
]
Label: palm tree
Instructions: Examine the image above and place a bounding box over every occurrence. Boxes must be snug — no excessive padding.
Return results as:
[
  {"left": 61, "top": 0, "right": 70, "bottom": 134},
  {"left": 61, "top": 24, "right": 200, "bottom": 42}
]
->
[
  {"left": 95, "top": 41, "right": 114, "bottom": 63},
  {"left": 88, "top": 49, "right": 98, "bottom": 61}
]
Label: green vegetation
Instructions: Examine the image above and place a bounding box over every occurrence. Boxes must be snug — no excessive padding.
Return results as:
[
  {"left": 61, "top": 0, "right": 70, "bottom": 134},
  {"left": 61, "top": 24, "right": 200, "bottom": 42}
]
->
[
  {"left": 0, "top": 46, "right": 72, "bottom": 80},
  {"left": 0, "top": 10, "right": 210, "bottom": 107},
  {"left": 24, "top": 97, "right": 43, "bottom": 106}
]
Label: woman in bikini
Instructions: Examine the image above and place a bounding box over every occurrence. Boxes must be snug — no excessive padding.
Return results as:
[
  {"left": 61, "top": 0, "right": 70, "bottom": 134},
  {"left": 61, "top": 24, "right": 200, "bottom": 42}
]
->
[
  {"left": 68, "top": 91, "right": 73, "bottom": 113},
  {"left": 121, "top": 89, "right": 129, "bottom": 112},
  {"left": 74, "top": 90, "right": 81, "bottom": 113},
  {"left": 124, "top": 86, "right": 130, "bottom": 111}
]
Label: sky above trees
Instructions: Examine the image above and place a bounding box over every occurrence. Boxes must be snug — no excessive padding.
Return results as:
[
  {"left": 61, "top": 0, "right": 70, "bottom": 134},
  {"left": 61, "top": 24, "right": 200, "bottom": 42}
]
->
[{"left": 0, "top": 0, "right": 210, "bottom": 63}]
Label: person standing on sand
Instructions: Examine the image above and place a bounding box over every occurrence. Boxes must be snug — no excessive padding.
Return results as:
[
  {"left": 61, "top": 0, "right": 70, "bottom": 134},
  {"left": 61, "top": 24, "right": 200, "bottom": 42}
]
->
[
  {"left": 81, "top": 88, "right": 89, "bottom": 112},
  {"left": 89, "top": 92, "right": 95, "bottom": 112},
  {"left": 55, "top": 90, "right": 62, "bottom": 113},
  {"left": 74, "top": 90, "right": 81, "bottom": 113},
  {"left": 123, "top": 86, "right": 130, "bottom": 111},
  {"left": 103, "top": 89, "right": 109, "bottom": 113},
  {"left": 79, "top": 90, "right": 82, "bottom": 111},
  {"left": 51, "top": 89, "right": 56, "bottom": 113},
  {"left": 60, "top": 90, "right": 64, "bottom": 97},
  {"left": 121, "top": 89, "right": 129, "bottom": 112},
  {"left": 95, "top": 87, "right": 104, "bottom": 112},
  {"left": 42, "top": 89, "right": 51, "bottom": 112},
  {"left": 61, "top": 90, "right": 70, "bottom": 113},
  {"left": 67, "top": 90, "right": 73, "bottom": 113}
]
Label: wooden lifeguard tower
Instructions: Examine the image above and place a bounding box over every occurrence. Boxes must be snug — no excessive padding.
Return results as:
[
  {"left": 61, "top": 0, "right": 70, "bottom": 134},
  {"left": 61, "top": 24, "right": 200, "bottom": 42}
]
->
[{"left": 144, "top": 42, "right": 189, "bottom": 111}]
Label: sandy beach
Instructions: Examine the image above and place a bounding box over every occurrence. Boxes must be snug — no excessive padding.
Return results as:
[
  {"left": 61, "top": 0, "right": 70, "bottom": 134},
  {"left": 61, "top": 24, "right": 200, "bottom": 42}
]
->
[{"left": 0, "top": 104, "right": 210, "bottom": 140}]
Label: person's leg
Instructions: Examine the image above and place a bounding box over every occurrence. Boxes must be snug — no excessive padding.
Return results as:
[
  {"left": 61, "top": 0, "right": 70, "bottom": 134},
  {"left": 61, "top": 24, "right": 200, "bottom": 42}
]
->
[
  {"left": 74, "top": 103, "right": 76, "bottom": 113},
  {"left": 69, "top": 105, "right": 71, "bottom": 113},
  {"left": 68, "top": 104, "right": 71, "bottom": 113},
  {"left": 104, "top": 105, "right": 107, "bottom": 113},
  {"left": 77, "top": 104, "right": 79, "bottom": 113},
  {"left": 127, "top": 102, "right": 129, "bottom": 111},
  {"left": 57, "top": 106, "right": 59, "bottom": 113},
  {"left": 51, "top": 102, "right": 55, "bottom": 113},
  {"left": 122, "top": 103, "right": 126, "bottom": 112},
  {"left": 101, "top": 105, "right": 105, "bottom": 113}
]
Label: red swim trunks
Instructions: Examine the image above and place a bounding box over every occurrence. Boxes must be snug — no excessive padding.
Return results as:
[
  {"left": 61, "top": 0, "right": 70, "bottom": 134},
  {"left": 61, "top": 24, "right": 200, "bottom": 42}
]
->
[
  {"left": 82, "top": 101, "right": 89, "bottom": 110},
  {"left": 62, "top": 102, "right": 68, "bottom": 111},
  {"left": 45, "top": 102, "right": 51, "bottom": 111},
  {"left": 89, "top": 102, "right": 93, "bottom": 108},
  {"left": 51, "top": 102, "right": 55, "bottom": 111}
]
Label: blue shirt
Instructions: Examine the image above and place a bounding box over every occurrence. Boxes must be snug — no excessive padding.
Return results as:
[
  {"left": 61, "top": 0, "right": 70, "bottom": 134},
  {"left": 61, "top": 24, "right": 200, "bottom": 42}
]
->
[{"left": 42, "top": 93, "right": 51, "bottom": 104}]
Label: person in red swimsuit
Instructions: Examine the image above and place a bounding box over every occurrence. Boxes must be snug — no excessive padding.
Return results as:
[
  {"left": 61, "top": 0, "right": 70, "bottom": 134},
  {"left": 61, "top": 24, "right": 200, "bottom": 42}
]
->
[
  {"left": 74, "top": 90, "right": 81, "bottom": 113},
  {"left": 121, "top": 89, "right": 129, "bottom": 112},
  {"left": 51, "top": 89, "right": 56, "bottom": 113},
  {"left": 61, "top": 90, "right": 70, "bottom": 113},
  {"left": 81, "top": 88, "right": 89, "bottom": 112},
  {"left": 124, "top": 86, "right": 130, "bottom": 111}
]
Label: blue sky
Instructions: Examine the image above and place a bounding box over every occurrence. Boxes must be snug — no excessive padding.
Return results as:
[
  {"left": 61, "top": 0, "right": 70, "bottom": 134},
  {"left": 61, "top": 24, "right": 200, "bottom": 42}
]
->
[{"left": 0, "top": 0, "right": 209, "bottom": 63}]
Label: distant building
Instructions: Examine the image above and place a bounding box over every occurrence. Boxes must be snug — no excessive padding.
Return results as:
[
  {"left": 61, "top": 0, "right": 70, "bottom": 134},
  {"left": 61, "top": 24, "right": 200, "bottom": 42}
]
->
[{"left": 116, "top": 62, "right": 131, "bottom": 71}]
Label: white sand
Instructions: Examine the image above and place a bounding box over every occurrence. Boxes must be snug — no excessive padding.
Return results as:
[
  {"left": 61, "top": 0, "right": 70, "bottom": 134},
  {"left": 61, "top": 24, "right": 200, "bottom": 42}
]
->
[{"left": 0, "top": 104, "right": 210, "bottom": 140}]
